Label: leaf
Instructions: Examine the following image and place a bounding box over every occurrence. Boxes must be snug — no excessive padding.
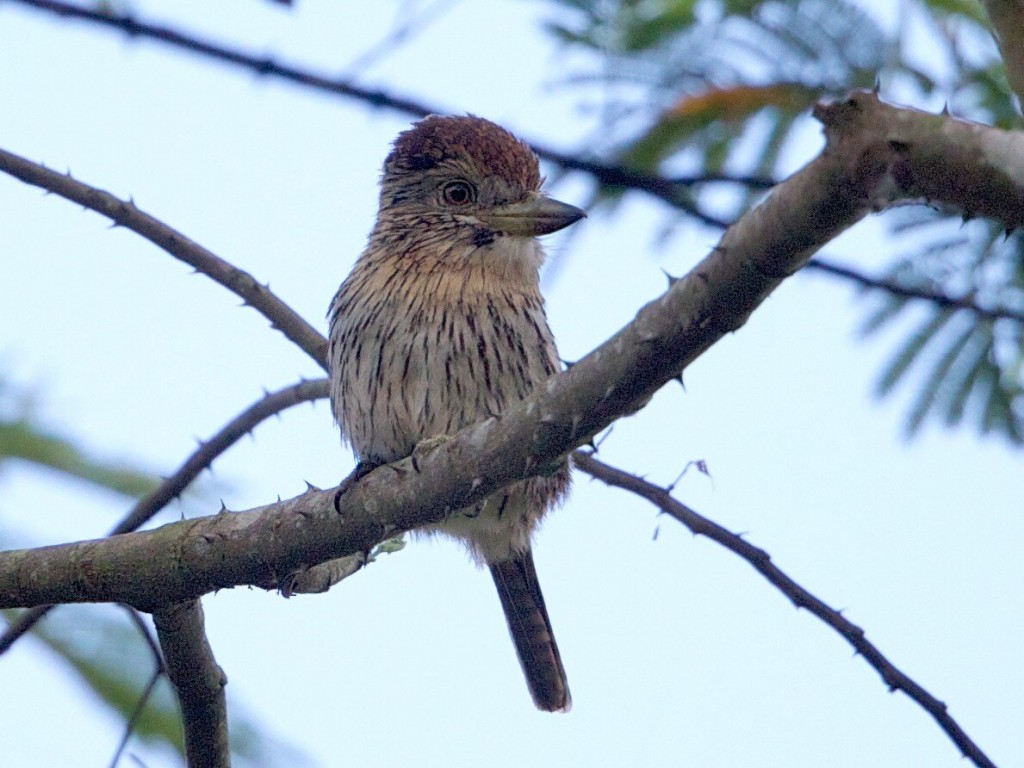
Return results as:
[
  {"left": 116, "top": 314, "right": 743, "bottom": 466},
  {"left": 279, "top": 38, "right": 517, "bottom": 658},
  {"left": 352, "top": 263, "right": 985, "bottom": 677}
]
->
[
  {"left": 874, "top": 308, "right": 959, "bottom": 398},
  {"left": 902, "top": 316, "right": 979, "bottom": 436},
  {"left": 0, "top": 419, "right": 159, "bottom": 499},
  {"left": 622, "top": 83, "right": 818, "bottom": 170}
]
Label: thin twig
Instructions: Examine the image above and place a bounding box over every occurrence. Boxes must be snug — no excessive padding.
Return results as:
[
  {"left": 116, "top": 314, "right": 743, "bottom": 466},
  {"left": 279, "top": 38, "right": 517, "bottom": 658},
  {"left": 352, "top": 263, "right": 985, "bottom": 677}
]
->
[
  {"left": 572, "top": 450, "right": 996, "bottom": 768},
  {"left": 6, "top": 0, "right": 759, "bottom": 226},
  {"left": 112, "top": 378, "right": 329, "bottom": 535},
  {"left": 111, "top": 606, "right": 168, "bottom": 767},
  {"left": 0, "top": 379, "right": 329, "bottom": 654},
  {"left": 807, "top": 258, "right": 1024, "bottom": 326},
  {"left": 0, "top": 145, "right": 328, "bottom": 369},
  {"left": 108, "top": 667, "right": 163, "bottom": 768}
]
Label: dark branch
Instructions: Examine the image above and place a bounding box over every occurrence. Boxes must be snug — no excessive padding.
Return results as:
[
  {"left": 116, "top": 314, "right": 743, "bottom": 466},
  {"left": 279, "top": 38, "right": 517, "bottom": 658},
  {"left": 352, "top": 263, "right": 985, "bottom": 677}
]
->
[
  {"left": 6, "top": 2, "right": 1015, "bottom": 314},
  {"left": 807, "top": 258, "right": 1024, "bottom": 326},
  {"left": 0, "top": 379, "right": 330, "bottom": 655},
  {"left": 112, "top": 378, "right": 330, "bottom": 535},
  {"left": 7, "top": 0, "right": 758, "bottom": 226},
  {"left": 572, "top": 451, "right": 995, "bottom": 768},
  {"left": 0, "top": 145, "right": 328, "bottom": 369}
]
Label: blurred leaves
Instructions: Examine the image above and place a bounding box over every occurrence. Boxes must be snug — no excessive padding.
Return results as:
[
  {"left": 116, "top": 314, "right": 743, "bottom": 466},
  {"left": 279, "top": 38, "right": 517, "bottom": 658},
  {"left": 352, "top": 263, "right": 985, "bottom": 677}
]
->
[
  {"left": 0, "top": 377, "right": 158, "bottom": 499},
  {"left": 541, "top": 0, "right": 1024, "bottom": 445},
  {"left": 0, "top": 418, "right": 159, "bottom": 499},
  {"left": 861, "top": 215, "right": 1024, "bottom": 444}
]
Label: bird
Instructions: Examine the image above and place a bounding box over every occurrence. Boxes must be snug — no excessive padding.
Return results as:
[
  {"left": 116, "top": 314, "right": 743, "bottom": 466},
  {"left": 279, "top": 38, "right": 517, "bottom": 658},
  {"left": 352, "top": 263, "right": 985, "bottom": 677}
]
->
[{"left": 328, "top": 114, "right": 585, "bottom": 711}]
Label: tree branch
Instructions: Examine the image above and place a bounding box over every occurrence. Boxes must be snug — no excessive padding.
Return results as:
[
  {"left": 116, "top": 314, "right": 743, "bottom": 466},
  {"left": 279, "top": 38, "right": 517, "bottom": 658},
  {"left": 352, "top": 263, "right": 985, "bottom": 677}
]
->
[
  {"left": 112, "top": 378, "right": 330, "bottom": 536},
  {"left": 5, "top": 0, "right": 761, "bottom": 226},
  {"left": 153, "top": 600, "right": 229, "bottom": 768},
  {"left": 572, "top": 451, "right": 995, "bottom": 768},
  {"left": 0, "top": 91, "right": 884, "bottom": 611},
  {"left": 0, "top": 146, "right": 328, "bottom": 369},
  {"left": 806, "top": 258, "right": 1024, "bottom": 326},
  {"left": 0, "top": 378, "right": 329, "bottom": 654}
]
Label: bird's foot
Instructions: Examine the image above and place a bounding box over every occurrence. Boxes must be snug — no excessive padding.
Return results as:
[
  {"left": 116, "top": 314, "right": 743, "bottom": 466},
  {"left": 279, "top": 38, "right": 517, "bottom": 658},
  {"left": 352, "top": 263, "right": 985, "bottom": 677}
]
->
[{"left": 411, "top": 434, "right": 452, "bottom": 472}]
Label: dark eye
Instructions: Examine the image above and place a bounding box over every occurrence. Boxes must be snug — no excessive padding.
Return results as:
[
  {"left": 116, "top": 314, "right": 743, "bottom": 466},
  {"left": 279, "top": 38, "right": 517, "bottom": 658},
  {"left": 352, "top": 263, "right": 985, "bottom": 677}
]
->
[{"left": 442, "top": 180, "right": 475, "bottom": 206}]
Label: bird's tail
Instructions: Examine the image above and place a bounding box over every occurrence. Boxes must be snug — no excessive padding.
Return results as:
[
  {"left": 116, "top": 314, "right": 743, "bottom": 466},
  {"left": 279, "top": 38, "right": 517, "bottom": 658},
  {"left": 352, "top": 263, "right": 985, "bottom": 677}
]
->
[{"left": 490, "top": 551, "right": 571, "bottom": 712}]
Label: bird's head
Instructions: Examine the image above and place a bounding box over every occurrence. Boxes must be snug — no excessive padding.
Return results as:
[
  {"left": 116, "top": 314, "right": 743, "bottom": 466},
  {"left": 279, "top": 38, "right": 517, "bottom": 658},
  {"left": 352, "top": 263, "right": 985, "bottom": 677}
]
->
[{"left": 376, "top": 115, "right": 585, "bottom": 247}]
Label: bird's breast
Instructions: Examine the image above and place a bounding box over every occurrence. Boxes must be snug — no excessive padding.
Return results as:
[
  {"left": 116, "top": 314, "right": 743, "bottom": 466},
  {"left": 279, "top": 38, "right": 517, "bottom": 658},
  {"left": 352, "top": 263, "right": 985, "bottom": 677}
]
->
[{"left": 329, "top": 268, "right": 560, "bottom": 465}]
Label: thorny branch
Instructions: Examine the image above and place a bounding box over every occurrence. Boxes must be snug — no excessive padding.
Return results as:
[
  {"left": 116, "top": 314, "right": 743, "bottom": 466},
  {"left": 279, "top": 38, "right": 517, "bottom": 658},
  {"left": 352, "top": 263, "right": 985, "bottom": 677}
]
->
[
  {"left": 5, "top": 0, "right": 766, "bottom": 229},
  {"left": 9, "top": 0, "right": 1022, "bottom": 319},
  {"left": 0, "top": 378, "right": 330, "bottom": 653},
  {"left": 0, "top": 75, "right": 1015, "bottom": 768},
  {"left": 0, "top": 145, "right": 329, "bottom": 368},
  {"left": 572, "top": 451, "right": 996, "bottom": 768}
]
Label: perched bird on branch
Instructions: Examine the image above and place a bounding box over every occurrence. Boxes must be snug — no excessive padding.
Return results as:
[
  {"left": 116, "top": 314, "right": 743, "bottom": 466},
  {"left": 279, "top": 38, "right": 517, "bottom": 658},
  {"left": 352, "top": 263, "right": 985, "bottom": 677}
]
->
[{"left": 328, "top": 115, "right": 585, "bottom": 711}]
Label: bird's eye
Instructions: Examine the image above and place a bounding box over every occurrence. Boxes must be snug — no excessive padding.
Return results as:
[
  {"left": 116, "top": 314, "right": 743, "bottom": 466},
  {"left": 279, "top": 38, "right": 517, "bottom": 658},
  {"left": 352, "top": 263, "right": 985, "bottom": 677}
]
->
[{"left": 442, "top": 180, "right": 475, "bottom": 206}]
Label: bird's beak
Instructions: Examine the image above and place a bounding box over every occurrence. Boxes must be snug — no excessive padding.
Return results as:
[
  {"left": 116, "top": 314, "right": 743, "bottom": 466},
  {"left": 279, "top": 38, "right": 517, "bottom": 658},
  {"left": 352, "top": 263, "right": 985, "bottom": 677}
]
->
[{"left": 478, "top": 194, "right": 586, "bottom": 236}]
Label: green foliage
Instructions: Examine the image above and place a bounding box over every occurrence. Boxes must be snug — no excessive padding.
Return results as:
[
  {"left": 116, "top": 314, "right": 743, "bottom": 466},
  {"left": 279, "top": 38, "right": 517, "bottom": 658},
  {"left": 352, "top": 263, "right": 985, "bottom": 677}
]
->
[
  {"left": 862, "top": 216, "right": 1024, "bottom": 444},
  {"left": 541, "top": 0, "right": 1024, "bottom": 445}
]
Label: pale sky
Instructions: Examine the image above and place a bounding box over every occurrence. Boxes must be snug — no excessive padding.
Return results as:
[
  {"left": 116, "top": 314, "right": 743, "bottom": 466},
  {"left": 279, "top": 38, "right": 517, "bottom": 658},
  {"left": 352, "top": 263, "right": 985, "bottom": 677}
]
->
[{"left": 0, "top": 2, "right": 1019, "bottom": 767}]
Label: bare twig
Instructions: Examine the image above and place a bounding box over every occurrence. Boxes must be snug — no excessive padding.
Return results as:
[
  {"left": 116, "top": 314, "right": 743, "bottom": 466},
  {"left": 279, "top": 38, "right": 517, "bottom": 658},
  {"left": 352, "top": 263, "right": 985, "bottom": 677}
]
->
[
  {"left": 111, "top": 605, "right": 166, "bottom": 767},
  {"left": 112, "top": 378, "right": 330, "bottom": 535},
  {"left": 0, "top": 379, "right": 330, "bottom": 655},
  {"left": 807, "top": 258, "right": 1024, "bottom": 326},
  {"left": 0, "top": 146, "right": 328, "bottom": 369},
  {"left": 108, "top": 667, "right": 163, "bottom": 768},
  {"left": 5, "top": 0, "right": 757, "bottom": 226},
  {"left": 572, "top": 450, "right": 995, "bottom": 768},
  {"left": 153, "top": 600, "right": 229, "bottom": 768}
]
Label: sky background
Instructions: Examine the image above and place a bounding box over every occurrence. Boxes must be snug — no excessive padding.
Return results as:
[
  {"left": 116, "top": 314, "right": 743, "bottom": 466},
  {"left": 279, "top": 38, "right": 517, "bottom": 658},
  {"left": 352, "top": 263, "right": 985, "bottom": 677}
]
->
[{"left": 0, "top": 2, "right": 1020, "bottom": 767}]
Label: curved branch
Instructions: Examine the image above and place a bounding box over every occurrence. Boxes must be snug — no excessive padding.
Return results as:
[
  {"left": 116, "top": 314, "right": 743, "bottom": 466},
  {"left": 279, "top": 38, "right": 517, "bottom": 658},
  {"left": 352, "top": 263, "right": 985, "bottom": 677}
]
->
[
  {"left": 0, "top": 378, "right": 330, "bottom": 655},
  {"left": 6, "top": 0, "right": 761, "bottom": 226},
  {"left": 0, "top": 92, "right": 877, "bottom": 610},
  {"left": 572, "top": 451, "right": 995, "bottom": 768},
  {"left": 112, "top": 378, "right": 330, "bottom": 535},
  {"left": 0, "top": 146, "right": 328, "bottom": 369}
]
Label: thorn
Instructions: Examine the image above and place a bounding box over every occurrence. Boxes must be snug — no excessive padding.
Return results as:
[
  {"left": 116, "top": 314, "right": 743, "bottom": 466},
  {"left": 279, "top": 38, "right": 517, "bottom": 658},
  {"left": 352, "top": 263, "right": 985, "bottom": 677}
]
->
[
  {"left": 277, "top": 494, "right": 282, "bottom": 502},
  {"left": 940, "top": 102, "right": 950, "bottom": 116},
  {"left": 561, "top": 358, "right": 578, "bottom": 369},
  {"left": 675, "top": 372, "right": 686, "bottom": 390},
  {"left": 304, "top": 480, "right": 320, "bottom": 492},
  {"left": 961, "top": 212, "right": 973, "bottom": 226},
  {"left": 219, "top": 499, "right": 228, "bottom": 513},
  {"left": 128, "top": 195, "right": 136, "bottom": 206},
  {"left": 872, "top": 75, "right": 881, "bottom": 94},
  {"left": 1005, "top": 227, "right": 1015, "bottom": 241},
  {"left": 661, "top": 268, "right": 680, "bottom": 288}
]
